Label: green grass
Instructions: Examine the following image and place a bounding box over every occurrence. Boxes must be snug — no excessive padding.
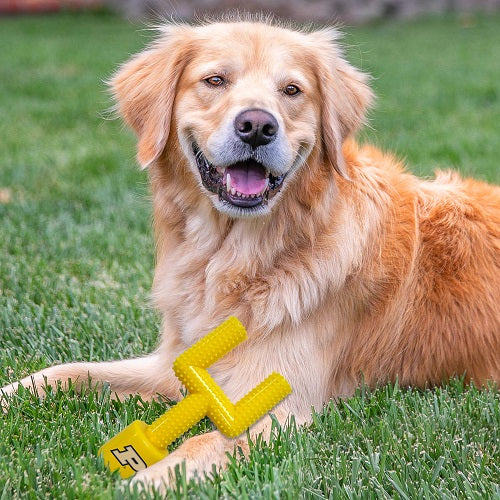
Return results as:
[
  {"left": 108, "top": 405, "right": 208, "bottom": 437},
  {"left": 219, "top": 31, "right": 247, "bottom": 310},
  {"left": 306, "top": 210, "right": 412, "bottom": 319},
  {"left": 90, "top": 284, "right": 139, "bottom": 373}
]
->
[{"left": 1, "top": 11, "right": 499, "bottom": 499}]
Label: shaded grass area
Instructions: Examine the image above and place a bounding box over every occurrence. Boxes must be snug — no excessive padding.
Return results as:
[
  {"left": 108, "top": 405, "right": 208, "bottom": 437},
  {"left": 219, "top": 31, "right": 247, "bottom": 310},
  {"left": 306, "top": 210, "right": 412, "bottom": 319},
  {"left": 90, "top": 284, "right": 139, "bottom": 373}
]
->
[{"left": 1, "top": 11, "right": 499, "bottom": 498}]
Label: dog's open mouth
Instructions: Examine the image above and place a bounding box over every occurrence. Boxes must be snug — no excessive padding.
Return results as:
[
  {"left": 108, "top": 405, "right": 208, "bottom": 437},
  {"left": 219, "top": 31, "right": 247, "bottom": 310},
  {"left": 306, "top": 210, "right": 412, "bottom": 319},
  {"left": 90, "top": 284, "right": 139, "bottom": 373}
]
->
[{"left": 193, "top": 144, "right": 286, "bottom": 208}]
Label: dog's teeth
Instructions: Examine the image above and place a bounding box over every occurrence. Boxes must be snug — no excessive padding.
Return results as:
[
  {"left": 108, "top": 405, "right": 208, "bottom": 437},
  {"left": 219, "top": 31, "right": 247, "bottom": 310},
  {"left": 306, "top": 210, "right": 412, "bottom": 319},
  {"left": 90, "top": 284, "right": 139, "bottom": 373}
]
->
[
  {"left": 226, "top": 173, "right": 232, "bottom": 192},
  {"left": 231, "top": 187, "right": 236, "bottom": 195},
  {"left": 242, "top": 194, "right": 247, "bottom": 198},
  {"left": 258, "top": 180, "right": 269, "bottom": 196}
]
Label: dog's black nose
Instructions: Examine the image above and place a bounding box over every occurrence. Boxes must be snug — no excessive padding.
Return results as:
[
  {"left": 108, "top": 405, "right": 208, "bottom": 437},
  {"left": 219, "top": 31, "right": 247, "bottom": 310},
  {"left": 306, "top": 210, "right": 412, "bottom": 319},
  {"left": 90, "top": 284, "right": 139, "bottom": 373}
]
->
[{"left": 234, "top": 109, "right": 278, "bottom": 148}]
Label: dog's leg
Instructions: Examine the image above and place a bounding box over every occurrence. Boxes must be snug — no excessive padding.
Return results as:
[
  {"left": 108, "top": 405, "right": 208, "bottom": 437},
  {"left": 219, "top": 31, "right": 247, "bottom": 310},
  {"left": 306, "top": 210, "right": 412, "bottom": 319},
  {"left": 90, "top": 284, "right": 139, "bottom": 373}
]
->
[
  {"left": 1, "top": 351, "right": 182, "bottom": 404},
  {"left": 130, "top": 406, "right": 301, "bottom": 492},
  {"left": 1, "top": 330, "right": 187, "bottom": 406}
]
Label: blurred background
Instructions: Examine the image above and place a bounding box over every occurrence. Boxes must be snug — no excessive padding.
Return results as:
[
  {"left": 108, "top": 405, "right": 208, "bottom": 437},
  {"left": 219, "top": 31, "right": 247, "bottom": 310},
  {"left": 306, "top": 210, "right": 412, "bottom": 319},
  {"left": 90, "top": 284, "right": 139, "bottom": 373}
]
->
[{"left": 1, "top": 0, "right": 500, "bottom": 22}]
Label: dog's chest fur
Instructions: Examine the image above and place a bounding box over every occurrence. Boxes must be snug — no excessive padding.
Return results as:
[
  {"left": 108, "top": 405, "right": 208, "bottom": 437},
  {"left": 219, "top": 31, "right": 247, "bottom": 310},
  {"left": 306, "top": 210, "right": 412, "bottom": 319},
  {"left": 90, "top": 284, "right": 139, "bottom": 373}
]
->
[
  {"left": 152, "top": 194, "right": 266, "bottom": 340},
  {"left": 149, "top": 160, "right": 377, "bottom": 350}
]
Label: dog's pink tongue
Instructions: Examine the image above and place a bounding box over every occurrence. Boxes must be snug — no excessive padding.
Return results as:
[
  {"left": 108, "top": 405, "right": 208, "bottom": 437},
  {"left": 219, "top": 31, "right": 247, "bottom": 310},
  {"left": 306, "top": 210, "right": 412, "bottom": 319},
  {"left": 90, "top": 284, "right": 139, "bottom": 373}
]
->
[{"left": 226, "top": 161, "right": 267, "bottom": 195}]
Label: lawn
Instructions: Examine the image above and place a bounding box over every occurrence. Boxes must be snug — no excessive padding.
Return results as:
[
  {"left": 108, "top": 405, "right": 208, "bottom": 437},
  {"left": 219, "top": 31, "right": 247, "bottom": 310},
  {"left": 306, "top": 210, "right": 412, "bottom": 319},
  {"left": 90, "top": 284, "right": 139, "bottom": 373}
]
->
[{"left": 0, "top": 11, "right": 499, "bottom": 499}]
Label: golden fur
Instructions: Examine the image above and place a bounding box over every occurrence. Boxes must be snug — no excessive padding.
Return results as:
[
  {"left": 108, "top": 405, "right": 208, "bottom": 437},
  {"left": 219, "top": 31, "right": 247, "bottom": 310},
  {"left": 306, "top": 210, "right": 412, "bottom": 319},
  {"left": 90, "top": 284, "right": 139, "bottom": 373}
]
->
[{"left": 2, "top": 19, "right": 499, "bottom": 490}]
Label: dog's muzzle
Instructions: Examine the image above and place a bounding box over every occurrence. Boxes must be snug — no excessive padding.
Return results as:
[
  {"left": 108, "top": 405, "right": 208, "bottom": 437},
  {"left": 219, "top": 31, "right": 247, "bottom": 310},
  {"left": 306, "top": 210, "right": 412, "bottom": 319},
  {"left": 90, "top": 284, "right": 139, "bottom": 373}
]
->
[{"left": 193, "top": 143, "right": 286, "bottom": 209}]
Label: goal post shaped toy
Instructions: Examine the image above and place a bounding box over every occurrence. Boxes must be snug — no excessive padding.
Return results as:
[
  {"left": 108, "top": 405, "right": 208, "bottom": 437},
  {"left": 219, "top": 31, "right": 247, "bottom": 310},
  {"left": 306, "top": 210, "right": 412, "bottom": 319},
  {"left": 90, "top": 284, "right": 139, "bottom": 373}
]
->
[{"left": 98, "top": 316, "right": 292, "bottom": 478}]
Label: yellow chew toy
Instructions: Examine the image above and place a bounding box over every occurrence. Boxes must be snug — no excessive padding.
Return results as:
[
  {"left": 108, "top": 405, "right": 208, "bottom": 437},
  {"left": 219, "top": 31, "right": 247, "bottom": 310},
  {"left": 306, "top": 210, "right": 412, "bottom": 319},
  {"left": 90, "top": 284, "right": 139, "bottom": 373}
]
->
[{"left": 98, "top": 316, "right": 292, "bottom": 478}]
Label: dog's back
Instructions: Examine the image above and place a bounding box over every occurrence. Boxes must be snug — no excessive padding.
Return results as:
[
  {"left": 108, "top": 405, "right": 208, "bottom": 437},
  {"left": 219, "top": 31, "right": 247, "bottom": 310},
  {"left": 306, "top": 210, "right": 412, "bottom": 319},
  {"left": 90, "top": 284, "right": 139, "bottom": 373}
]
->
[
  {"left": 337, "top": 143, "right": 500, "bottom": 389},
  {"left": 411, "top": 171, "right": 499, "bottom": 384}
]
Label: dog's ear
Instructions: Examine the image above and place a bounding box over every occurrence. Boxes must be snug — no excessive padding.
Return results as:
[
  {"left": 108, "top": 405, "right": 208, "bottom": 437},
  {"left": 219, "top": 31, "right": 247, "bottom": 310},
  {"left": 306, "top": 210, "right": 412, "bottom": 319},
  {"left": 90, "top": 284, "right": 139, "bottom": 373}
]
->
[
  {"left": 311, "top": 29, "right": 374, "bottom": 178},
  {"left": 110, "top": 26, "right": 193, "bottom": 168}
]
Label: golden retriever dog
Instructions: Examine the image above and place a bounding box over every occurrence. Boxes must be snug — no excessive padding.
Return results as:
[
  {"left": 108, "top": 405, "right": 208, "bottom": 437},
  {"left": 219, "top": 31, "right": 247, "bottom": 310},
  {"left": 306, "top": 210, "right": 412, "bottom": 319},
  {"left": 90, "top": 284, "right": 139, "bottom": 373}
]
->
[{"left": 2, "top": 18, "right": 499, "bottom": 490}]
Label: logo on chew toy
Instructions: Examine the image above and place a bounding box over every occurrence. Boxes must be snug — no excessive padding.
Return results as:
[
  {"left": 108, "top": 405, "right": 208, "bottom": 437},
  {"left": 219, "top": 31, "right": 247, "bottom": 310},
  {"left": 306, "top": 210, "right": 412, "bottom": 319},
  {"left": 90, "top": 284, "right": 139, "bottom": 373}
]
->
[
  {"left": 99, "top": 316, "right": 292, "bottom": 478},
  {"left": 110, "top": 445, "right": 147, "bottom": 472}
]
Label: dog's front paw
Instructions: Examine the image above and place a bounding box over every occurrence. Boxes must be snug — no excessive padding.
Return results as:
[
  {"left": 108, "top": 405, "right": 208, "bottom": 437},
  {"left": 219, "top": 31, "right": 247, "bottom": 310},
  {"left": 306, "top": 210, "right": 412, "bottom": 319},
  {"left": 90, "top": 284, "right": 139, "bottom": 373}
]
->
[
  {"left": 128, "top": 430, "right": 233, "bottom": 493},
  {"left": 129, "top": 454, "right": 191, "bottom": 494},
  {"left": 0, "top": 382, "right": 20, "bottom": 412},
  {"left": 0, "top": 381, "right": 19, "bottom": 397}
]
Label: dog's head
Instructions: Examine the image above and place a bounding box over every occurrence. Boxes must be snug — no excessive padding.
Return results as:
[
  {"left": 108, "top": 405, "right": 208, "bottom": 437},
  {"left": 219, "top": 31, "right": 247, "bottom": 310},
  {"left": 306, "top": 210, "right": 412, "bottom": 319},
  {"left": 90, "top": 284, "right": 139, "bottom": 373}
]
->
[{"left": 111, "top": 20, "right": 372, "bottom": 217}]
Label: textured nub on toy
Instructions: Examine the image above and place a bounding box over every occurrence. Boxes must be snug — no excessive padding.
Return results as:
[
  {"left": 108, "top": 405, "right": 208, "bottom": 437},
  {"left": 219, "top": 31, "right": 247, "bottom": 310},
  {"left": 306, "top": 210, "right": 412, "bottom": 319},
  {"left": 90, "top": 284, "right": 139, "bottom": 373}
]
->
[{"left": 98, "top": 316, "right": 292, "bottom": 478}]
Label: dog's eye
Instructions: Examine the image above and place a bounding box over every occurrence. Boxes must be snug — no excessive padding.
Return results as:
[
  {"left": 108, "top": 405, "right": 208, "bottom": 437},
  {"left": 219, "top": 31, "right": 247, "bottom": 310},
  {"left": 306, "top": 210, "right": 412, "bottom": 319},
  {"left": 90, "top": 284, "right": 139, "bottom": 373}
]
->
[
  {"left": 283, "top": 84, "right": 301, "bottom": 96},
  {"left": 205, "top": 76, "right": 225, "bottom": 87}
]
